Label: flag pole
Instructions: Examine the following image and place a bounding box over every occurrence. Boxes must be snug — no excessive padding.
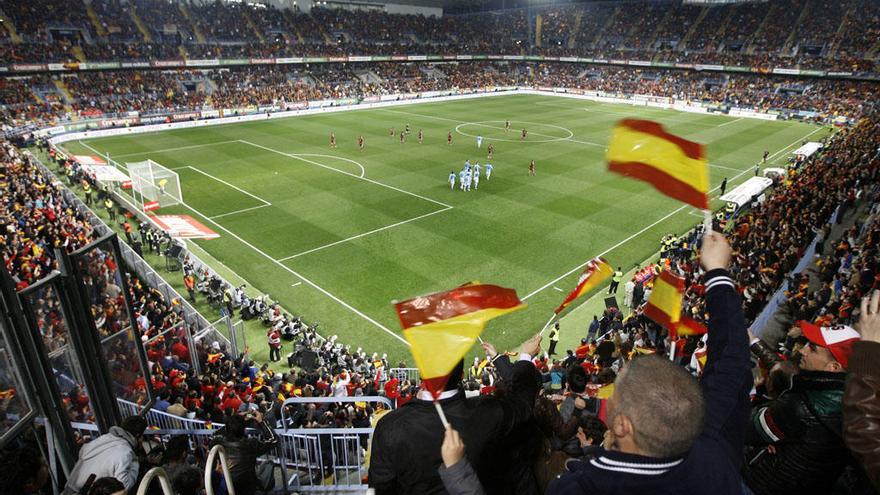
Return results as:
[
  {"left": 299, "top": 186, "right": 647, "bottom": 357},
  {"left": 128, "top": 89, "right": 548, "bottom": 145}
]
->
[
  {"left": 702, "top": 209, "right": 713, "bottom": 236},
  {"left": 538, "top": 313, "right": 557, "bottom": 335},
  {"left": 433, "top": 401, "right": 450, "bottom": 428}
]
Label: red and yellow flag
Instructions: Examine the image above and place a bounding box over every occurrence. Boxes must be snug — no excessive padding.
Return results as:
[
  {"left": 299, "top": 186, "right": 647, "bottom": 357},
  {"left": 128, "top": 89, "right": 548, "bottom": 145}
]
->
[
  {"left": 554, "top": 257, "right": 613, "bottom": 314},
  {"left": 607, "top": 119, "right": 709, "bottom": 209},
  {"left": 674, "top": 315, "right": 708, "bottom": 338},
  {"left": 394, "top": 284, "right": 525, "bottom": 398},
  {"left": 643, "top": 270, "right": 685, "bottom": 330}
]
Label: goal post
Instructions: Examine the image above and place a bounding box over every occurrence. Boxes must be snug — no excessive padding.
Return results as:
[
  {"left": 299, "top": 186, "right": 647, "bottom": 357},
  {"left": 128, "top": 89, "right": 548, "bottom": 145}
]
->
[{"left": 126, "top": 160, "right": 183, "bottom": 213}]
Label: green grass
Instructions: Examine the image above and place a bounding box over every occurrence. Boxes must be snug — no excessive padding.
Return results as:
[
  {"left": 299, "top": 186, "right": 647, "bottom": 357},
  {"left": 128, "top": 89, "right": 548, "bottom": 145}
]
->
[{"left": 59, "top": 94, "right": 832, "bottom": 365}]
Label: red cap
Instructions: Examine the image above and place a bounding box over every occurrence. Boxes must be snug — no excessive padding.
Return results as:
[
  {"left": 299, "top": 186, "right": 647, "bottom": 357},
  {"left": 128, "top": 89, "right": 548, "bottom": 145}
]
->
[{"left": 797, "top": 321, "right": 860, "bottom": 369}]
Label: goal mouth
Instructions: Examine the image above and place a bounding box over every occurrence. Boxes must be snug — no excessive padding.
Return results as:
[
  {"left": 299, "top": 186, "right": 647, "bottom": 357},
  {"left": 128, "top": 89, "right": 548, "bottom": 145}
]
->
[{"left": 127, "top": 159, "right": 183, "bottom": 213}]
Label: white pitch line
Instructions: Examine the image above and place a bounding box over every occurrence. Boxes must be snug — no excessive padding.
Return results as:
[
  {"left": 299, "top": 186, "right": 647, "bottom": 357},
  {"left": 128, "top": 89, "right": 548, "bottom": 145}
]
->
[
  {"left": 717, "top": 117, "right": 744, "bottom": 128},
  {"left": 279, "top": 206, "right": 453, "bottom": 261},
  {"left": 209, "top": 203, "right": 272, "bottom": 219},
  {"left": 382, "top": 108, "right": 606, "bottom": 147},
  {"left": 238, "top": 140, "right": 452, "bottom": 209},
  {"left": 553, "top": 286, "right": 564, "bottom": 292},
  {"left": 109, "top": 140, "right": 241, "bottom": 159},
  {"left": 187, "top": 166, "right": 272, "bottom": 206},
  {"left": 179, "top": 200, "right": 411, "bottom": 346},
  {"left": 710, "top": 163, "right": 742, "bottom": 172},
  {"left": 522, "top": 125, "right": 826, "bottom": 301},
  {"left": 290, "top": 282, "right": 302, "bottom": 288}
]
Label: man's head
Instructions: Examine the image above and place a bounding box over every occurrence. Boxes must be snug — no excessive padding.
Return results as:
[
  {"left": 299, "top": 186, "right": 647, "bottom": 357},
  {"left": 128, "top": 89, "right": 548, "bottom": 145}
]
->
[
  {"left": 120, "top": 415, "right": 147, "bottom": 442},
  {"left": 88, "top": 477, "right": 126, "bottom": 495},
  {"left": 607, "top": 355, "right": 705, "bottom": 458},
  {"left": 796, "top": 322, "right": 859, "bottom": 372},
  {"left": 566, "top": 365, "right": 588, "bottom": 395}
]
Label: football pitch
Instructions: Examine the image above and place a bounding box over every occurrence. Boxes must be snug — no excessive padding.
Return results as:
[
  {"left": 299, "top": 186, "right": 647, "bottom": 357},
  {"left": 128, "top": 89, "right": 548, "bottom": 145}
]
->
[{"left": 61, "top": 93, "right": 832, "bottom": 364}]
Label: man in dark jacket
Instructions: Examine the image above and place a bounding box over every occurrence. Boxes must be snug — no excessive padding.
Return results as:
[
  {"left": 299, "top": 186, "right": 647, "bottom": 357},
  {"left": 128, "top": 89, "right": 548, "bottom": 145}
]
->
[
  {"left": 844, "top": 291, "right": 880, "bottom": 491},
  {"left": 368, "top": 335, "right": 542, "bottom": 495},
  {"left": 548, "top": 232, "right": 752, "bottom": 494},
  {"left": 743, "top": 319, "right": 860, "bottom": 494},
  {"left": 211, "top": 411, "right": 278, "bottom": 495}
]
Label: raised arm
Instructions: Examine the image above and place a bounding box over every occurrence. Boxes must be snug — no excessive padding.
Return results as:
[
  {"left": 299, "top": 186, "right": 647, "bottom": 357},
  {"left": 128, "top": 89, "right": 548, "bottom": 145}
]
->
[{"left": 699, "top": 233, "right": 752, "bottom": 462}]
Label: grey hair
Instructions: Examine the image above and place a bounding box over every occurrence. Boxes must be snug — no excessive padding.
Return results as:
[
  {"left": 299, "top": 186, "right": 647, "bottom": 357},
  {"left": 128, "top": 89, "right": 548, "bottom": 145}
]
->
[{"left": 611, "top": 355, "right": 705, "bottom": 458}]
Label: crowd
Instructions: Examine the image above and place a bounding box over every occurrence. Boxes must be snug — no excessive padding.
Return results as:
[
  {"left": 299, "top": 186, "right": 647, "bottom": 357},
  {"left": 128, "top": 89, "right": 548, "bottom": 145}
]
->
[
  {"left": 0, "top": 0, "right": 878, "bottom": 75},
  {"left": 2, "top": 61, "right": 877, "bottom": 131}
]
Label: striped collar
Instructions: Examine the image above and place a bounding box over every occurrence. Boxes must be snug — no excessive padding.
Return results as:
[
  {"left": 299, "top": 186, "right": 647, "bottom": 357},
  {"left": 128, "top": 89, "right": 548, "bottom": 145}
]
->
[
  {"left": 416, "top": 389, "right": 460, "bottom": 401},
  {"left": 589, "top": 452, "right": 684, "bottom": 476}
]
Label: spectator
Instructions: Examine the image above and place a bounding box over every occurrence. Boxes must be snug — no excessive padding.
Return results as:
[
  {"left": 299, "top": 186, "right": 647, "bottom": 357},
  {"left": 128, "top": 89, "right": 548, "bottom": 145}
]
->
[
  {"left": 63, "top": 415, "right": 148, "bottom": 494},
  {"left": 211, "top": 411, "right": 278, "bottom": 495},
  {"left": 0, "top": 447, "right": 49, "bottom": 494},
  {"left": 743, "top": 321, "right": 860, "bottom": 494},
  {"left": 438, "top": 426, "right": 485, "bottom": 495},
  {"left": 843, "top": 291, "right": 880, "bottom": 491},
  {"left": 87, "top": 477, "right": 126, "bottom": 495},
  {"left": 548, "top": 232, "right": 752, "bottom": 494},
  {"left": 369, "top": 335, "right": 542, "bottom": 494}
]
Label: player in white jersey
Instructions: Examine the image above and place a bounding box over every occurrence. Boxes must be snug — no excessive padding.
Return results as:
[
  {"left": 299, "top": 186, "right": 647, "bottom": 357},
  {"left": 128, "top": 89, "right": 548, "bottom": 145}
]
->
[
  {"left": 464, "top": 160, "right": 471, "bottom": 173},
  {"left": 476, "top": 135, "right": 483, "bottom": 148},
  {"left": 473, "top": 163, "right": 481, "bottom": 178},
  {"left": 459, "top": 170, "right": 467, "bottom": 190},
  {"left": 449, "top": 171, "right": 456, "bottom": 190},
  {"left": 485, "top": 163, "right": 493, "bottom": 180},
  {"left": 472, "top": 168, "right": 480, "bottom": 190},
  {"left": 463, "top": 172, "right": 472, "bottom": 191}
]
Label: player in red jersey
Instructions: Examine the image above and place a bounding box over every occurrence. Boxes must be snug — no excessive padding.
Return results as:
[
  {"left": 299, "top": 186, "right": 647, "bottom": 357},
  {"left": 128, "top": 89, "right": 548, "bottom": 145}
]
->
[
  {"left": 358, "top": 135, "right": 365, "bottom": 151},
  {"left": 329, "top": 132, "right": 337, "bottom": 148},
  {"left": 529, "top": 159, "right": 536, "bottom": 176},
  {"left": 447, "top": 131, "right": 453, "bottom": 145},
  {"left": 521, "top": 128, "right": 527, "bottom": 140},
  {"left": 418, "top": 129, "right": 423, "bottom": 144}
]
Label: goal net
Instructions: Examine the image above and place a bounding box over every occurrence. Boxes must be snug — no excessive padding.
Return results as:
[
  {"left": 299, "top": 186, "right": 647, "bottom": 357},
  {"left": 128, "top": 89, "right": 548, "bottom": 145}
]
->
[{"left": 126, "top": 160, "right": 183, "bottom": 212}]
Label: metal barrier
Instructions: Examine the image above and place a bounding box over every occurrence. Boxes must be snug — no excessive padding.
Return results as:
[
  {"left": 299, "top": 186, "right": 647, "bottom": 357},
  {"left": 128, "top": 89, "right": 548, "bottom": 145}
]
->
[
  {"left": 277, "top": 396, "right": 393, "bottom": 492},
  {"left": 137, "top": 467, "right": 175, "bottom": 495},
  {"left": 206, "top": 445, "right": 237, "bottom": 495}
]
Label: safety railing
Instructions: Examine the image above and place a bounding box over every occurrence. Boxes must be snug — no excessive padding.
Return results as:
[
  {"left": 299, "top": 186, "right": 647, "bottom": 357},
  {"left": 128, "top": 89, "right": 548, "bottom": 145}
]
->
[
  {"left": 137, "top": 467, "right": 175, "bottom": 495},
  {"left": 277, "top": 396, "right": 393, "bottom": 492},
  {"left": 206, "top": 444, "right": 237, "bottom": 495}
]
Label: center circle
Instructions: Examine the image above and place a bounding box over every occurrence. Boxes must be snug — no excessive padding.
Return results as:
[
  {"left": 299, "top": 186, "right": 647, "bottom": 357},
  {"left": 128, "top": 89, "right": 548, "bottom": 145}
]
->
[{"left": 454, "top": 121, "right": 574, "bottom": 143}]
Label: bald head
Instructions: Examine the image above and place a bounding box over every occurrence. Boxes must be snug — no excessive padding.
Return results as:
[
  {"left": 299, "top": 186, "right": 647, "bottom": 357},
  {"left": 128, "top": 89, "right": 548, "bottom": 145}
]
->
[{"left": 609, "top": 355, "right": 705, "bottom": 458}]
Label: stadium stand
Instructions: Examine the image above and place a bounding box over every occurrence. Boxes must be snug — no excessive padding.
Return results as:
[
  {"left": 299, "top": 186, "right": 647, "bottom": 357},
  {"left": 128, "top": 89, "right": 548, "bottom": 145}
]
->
[{"left": 2, "top": 0, "right": 880, "bottom": 493}]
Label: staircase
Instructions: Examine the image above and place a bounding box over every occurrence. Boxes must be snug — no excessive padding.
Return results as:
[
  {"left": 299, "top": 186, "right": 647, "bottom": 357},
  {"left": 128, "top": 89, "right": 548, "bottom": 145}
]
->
[
  {"left": 53, "top": 79, "right": 75, "bottom": 104},
  {"left": 130, "top": 8, "right": 152, "bottom": 42},
  {"left": 85, "top": 2, "right": 108, "bottom": 38},
  {"left": 71, "top": 45, "right": 86, "bottom": 62},
  {"left": 0, "top": 11, "right": 23, "bottom": 42},
  {"left": 179, "top": 3, "right": 206, "bottom": 43},
  {"left": 568, "top": 9, "right": 584, "bottom": 49},
  {"left": 29, "top": 86, "right": 44, "bottom": 104},
  {"left": 782, "top": 0, "right": 813, "bottom": 54},
  {"left": 827, "top": 7, "right": 852, "bottom": 57},
  {"left": 178, "top": 44, "right": 188, "bottom": 59},
  {"left": 650, "top": 8, "right": 674, "bottom": 48},
  {"left": 679, "top": 7, "right": 708, "bottom": 51},
  {"left": 593, "top": 7, "right": 619, "bottom": 46},
  {"left": 283, "top": 10, "right": 305, "bottom": 43},
  {"left": 242, "top": 8, "right": 265, "bottom": 43},
  {"left": 746, "top": 2, "right": 776, "bottom": 54}
]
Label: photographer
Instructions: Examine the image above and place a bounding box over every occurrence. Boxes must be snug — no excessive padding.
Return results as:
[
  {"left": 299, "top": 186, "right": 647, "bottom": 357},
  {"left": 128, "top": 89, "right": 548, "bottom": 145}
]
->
[{"left": 211, "top": 410, "right": 278, "bottom": 495}]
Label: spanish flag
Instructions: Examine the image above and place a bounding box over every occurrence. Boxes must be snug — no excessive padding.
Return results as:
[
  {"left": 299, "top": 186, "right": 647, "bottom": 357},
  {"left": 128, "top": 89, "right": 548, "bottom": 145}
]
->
[
  {"left": 674, "top": 315, "right": 708, "bottom": 338},
  {"left": 554, "top": 257, "right": 613, "bottom": 314},
  {"left": 643, "top": 270, "right": 685, "bottom": 331},
  {"left": 607, "top": 119, "right": 709, "bottom": 209},
  {"left": 394, "top": 284, "right": 525, "bottom": 398}
]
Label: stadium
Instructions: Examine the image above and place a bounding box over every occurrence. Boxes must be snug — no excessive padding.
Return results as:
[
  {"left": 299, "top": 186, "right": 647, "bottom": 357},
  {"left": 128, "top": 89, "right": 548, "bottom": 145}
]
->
[{"left": 0, "top": 0, "right": 878, "bottom": 494}]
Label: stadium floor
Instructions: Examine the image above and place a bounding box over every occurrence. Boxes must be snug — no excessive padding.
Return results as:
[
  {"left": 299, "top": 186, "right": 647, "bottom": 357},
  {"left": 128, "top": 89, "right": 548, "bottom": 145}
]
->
[{"left": 60, "top": 93, "right": 833, "bottom": 364}]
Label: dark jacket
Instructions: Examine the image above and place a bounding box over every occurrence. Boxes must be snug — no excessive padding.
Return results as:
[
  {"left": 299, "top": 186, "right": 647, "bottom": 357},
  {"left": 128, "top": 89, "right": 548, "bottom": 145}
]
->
[
  {"left": 547, "top": 269, "right": 752, "bottom": 494},
  {"left": 844, "top": 341, "right": 880, "bottom": 492},
  {"left": 211, "top": 421, "right": 278, "bottom": 495},
  {"left": 368, "top": 360, "right": 540, "bottom": 495},
  {"left": 743, "top": 369, "right": 848, "bottom": 495}
]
